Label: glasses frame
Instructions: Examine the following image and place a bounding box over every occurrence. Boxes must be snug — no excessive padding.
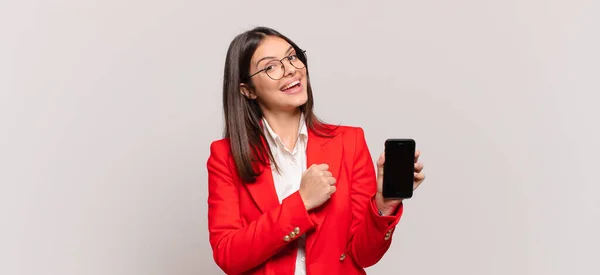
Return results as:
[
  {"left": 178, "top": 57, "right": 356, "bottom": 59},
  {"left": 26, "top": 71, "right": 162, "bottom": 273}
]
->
[{"left": 246, "top": 50, "right": 307, "bottom": 81}]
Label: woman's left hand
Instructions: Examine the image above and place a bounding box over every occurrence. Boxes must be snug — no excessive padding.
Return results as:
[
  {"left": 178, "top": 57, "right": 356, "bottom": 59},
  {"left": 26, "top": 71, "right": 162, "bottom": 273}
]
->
[{"left": 375, "top": 150, "right": 426, "bottom": 215}]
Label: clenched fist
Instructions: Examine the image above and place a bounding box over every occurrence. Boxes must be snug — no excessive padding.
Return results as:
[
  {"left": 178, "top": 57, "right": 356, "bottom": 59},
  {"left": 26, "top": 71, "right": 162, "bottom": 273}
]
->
[{"left": 299, "top": 164, "right": 336, "bottom": 211}]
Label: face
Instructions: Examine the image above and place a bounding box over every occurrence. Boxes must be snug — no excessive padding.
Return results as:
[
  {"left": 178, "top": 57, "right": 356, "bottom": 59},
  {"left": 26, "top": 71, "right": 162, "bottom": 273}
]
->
[{"left": 241, "top": 36, "right": 308, "bottom": 114}]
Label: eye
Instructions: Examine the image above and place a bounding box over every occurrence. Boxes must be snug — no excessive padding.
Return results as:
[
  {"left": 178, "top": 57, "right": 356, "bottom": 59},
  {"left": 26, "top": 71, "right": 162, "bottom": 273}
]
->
[
  {"left": 288, "top": 55, "right": 298, "bottom": 61},
  {"left": 264, "top": 65, "right": 275, "bottom": 72}
]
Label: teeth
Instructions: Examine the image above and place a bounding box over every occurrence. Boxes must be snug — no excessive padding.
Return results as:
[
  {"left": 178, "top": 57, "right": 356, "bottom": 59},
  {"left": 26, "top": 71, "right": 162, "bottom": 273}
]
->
[{"left": 282, "top": 80, "right": 300, "bottom": 90}]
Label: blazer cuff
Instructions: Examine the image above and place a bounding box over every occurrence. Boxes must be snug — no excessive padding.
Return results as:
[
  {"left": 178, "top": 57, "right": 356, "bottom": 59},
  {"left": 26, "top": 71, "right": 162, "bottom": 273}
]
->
[
  {"left": 369, "top": 195, "right": 403, "bottom": 232},
  {"left": 279, "top": 191, "right": 316, "bottom": 241}
]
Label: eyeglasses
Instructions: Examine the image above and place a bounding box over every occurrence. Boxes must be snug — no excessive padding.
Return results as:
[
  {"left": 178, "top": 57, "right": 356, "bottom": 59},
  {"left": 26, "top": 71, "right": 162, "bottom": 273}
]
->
[{"left": 247, "top": 50, "right": 307, "bottom": 81}]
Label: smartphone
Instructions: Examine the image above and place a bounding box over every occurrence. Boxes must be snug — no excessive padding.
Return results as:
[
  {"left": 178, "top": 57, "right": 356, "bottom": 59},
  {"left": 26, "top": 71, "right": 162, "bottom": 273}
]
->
[{"left": 382, "top": 139, "right": 416, "bottom": 199}]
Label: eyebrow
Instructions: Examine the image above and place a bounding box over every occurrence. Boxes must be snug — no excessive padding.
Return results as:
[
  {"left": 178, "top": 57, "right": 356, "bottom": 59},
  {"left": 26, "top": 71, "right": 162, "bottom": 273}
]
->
[{"left": 255, "top": 46, "right": 295, "bottom": 68}]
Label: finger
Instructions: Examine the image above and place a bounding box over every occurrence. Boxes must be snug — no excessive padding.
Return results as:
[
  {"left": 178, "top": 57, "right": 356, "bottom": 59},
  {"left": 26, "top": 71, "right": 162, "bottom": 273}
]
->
[
  {"left": 414, "top": 172, "right": 426, "bottom": 182},
  {"left": 377, "top": 152, "right": 385, "bottom": 168},
  {"left": 413, "top": 173, "right": 425, "bottom": 191},
  {"left": 414, "top": 162, "right": 424, "bottom": 173},
  {"left": 327, "top": 177, "right": 336, "bottom": 185},
  {"left": 329, "top": 185, "right": 337, "bottom": 194},
  {"left": 320, "top": 170, "right": 332, "bottom": 177},
  {"left": 414, "top": 150, "right": 421, "bottom": 163},
  {"left": 317, "top": 163, "right": 329, "bottom": 171}
]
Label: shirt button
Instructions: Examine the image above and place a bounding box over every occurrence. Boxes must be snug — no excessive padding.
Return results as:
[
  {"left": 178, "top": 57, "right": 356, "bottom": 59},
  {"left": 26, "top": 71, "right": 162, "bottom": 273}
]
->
[{"left": 340, "top": 253, "right": 346, "bottom": 261}]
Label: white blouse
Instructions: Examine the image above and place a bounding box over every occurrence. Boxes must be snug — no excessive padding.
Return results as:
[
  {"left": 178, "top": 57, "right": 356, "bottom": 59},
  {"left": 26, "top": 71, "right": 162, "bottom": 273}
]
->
[{"left": 262, "top": 114, "right": 308, "bottom": 275}]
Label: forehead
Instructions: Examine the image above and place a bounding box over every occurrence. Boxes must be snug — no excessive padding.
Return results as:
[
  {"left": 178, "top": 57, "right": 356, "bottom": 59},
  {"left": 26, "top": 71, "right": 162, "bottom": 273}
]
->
[{"left": 252, "top": 36, "right": 293, "bottom": 63}]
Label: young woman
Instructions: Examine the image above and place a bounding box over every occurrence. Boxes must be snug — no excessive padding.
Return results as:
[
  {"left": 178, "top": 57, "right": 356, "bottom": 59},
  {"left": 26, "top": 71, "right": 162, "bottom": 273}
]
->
[{"left": 207, "top": 26, "right": 426, "bottom": 275}]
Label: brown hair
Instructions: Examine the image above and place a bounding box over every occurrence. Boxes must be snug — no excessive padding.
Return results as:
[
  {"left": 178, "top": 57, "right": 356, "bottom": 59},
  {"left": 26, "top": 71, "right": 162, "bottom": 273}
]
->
[{"left": 222, "top": 26, "right": 336, "bottom": 183}]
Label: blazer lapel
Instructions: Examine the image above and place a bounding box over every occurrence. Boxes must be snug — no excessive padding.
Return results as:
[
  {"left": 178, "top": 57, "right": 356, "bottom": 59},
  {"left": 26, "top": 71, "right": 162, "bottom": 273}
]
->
[{"left": 243, "top": 136, "right": 280, "bottom": 214}]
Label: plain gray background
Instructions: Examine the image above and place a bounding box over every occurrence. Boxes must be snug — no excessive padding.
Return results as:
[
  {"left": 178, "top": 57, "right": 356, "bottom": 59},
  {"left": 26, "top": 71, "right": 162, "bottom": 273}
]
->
[{"left": 2, "top": 0, "right": 599, "bottom": 274}]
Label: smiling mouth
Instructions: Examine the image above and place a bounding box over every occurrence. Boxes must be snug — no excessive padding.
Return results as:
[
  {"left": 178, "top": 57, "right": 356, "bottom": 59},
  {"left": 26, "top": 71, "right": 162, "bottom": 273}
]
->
[{"left": 281, "top": 80, "right": 301, "bottom": 91}]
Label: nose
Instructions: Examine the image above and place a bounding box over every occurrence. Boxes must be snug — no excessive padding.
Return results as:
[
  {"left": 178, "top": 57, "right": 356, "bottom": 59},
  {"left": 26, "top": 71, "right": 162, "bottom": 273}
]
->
[{"left": 282, "top": 58, "right": 297, "bottom": 77}]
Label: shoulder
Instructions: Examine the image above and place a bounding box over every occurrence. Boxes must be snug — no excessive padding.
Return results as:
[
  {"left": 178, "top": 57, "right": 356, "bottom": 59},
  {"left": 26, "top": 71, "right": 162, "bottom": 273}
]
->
[
  {"left": 208, "top": 138, "right": 232, "bottom": 158},
  {"left": 319, "top": 124, "right": 372, "bottom": 162},
  {"left": 318, "top": 123, "right": 368, "bottom": 146},
  {"left": 210, "top": 137, "right": 231, "bottom": 148},
  {"left": 322, "top": 123, "right": 366, "bottom": 138}
]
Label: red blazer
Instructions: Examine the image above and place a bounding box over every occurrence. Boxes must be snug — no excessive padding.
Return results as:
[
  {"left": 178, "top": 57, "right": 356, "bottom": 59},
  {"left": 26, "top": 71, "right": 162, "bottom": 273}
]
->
[{"left": 207, "top": 125, "right": 403, "bottom": 275}]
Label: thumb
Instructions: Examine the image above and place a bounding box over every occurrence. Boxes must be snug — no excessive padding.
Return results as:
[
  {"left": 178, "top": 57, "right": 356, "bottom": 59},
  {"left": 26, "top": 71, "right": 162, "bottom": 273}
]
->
[{"left": 377, "top": 152, "right": 385, "bottom": 176}]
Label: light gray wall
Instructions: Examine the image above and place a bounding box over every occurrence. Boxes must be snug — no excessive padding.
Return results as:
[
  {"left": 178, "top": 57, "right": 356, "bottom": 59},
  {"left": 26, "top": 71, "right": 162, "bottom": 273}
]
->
[{"left": 1, "top": 0, "right": 599, "bottom": 274}]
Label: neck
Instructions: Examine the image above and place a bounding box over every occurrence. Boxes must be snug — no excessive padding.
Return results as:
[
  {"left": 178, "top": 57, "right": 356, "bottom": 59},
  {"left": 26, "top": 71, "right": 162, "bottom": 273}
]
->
[{"left": 262, "top": 108, "right": 303, "bottom": 150}]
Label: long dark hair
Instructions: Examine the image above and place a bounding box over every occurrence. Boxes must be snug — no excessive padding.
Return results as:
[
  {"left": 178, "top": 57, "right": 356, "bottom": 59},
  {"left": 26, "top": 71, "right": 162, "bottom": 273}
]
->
[{"left": 222, "top": 26, "right": 336, "bottom": 183}]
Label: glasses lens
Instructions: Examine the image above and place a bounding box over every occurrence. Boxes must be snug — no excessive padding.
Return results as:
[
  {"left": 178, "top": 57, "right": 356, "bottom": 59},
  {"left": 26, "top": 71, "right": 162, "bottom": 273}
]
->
[
  {"left": 265, "top": 61, "right": 285, "bottom": 80},
  {"left": 290, "top": 54, "right": 306, "bottom": 69}
]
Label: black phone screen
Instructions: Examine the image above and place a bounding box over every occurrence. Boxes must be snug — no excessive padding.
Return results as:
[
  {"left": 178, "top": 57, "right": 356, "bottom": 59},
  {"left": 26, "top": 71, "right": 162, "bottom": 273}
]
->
[{"left": 382, "top": 139, "right": 415, "bottom": 199}]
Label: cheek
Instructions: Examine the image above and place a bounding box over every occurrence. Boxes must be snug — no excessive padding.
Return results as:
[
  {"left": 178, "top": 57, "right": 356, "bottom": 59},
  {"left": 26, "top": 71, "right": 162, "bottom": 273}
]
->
[
  {"left": 253, "top": 78, "right": 281, "bottom": 99},
  {"left": 300, "top": 70, "right": 308, "bottom": 85},
  {"left": 302, "top": 78, "right": 309, "bottom": 92}
]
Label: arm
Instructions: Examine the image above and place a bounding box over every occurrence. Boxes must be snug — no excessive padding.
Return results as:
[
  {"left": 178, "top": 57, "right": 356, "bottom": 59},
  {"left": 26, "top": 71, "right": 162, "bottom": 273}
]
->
[
  {"left": 207, "top": 141, "right": 316, "bottom": 274},
  {"left": 346, "top": 128, "right": 403, "bottom": 267}
]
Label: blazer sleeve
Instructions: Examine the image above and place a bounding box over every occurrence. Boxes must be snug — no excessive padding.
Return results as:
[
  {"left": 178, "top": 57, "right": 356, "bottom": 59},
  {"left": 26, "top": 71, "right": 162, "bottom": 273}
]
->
[
  {"left": 346, "top": 127, "right": 403, "bottom": 268},
  {"left": 207, "top": 141, "right": 316, "bottom": 274}
]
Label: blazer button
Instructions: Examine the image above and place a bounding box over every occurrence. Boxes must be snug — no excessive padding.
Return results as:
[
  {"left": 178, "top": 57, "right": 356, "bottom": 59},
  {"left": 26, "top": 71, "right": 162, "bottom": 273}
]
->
[
  {"left": 283, "top": 235, "right": 291, "bottom": 242},
  {"left": 293, "top": 227, "right": 300, "bottom": 234},
  {"left": 384, "top": 233, "right": 391, "bottom": 241},
  {"left": 339, "top": 253, "right": 346, "bottom": 261},
  {"left": 289, "top": 232, "right": 297, "bottom": 238}
]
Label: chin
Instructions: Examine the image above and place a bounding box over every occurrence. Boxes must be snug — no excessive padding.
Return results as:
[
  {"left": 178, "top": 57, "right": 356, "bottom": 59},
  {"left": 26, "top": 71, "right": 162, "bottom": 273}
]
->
[
  {"left": 294, "top": 90, "right": 309, "bottom": 106},
  {"left": 283, "top": 93, "right": 308, "bottom": 110}
]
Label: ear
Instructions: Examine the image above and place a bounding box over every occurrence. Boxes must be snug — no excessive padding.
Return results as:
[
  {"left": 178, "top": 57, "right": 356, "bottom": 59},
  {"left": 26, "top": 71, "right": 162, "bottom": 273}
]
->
[{"left": 240, "top": 83, "right": 257, "bottom": 99}]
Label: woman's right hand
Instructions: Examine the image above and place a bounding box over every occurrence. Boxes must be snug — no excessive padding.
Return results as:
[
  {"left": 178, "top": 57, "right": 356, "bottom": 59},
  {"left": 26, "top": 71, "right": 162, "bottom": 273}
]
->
[{"left": 299, "top": 164, "right": 337, "bottom": 211}]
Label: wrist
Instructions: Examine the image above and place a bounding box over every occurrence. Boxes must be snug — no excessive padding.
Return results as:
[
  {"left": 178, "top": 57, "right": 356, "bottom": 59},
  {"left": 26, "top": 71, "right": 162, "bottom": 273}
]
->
[
  {"left": 375, "top": 192, "right": 402, "bottom": 216},
  {"left": 299, "top": 191, "right": 312, "bottom": 211},
  {"left": 304, "top": 201, "right": 312, "bottom": 211}
]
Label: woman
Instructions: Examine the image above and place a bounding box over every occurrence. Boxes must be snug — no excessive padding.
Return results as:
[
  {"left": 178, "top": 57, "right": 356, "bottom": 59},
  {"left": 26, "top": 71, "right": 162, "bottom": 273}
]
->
[{"left": 207, "top": 26, "right": 426, "bottom": 275}]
